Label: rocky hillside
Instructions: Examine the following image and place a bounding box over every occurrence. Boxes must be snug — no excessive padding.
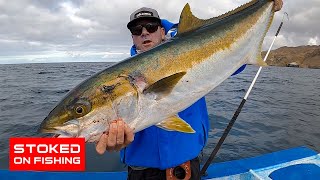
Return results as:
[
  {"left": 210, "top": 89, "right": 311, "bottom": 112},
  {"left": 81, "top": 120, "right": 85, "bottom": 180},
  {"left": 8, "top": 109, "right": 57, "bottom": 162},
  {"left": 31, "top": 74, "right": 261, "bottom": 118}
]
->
[{"left": 262, "top": 45, "right": 320, "bottom": 68}]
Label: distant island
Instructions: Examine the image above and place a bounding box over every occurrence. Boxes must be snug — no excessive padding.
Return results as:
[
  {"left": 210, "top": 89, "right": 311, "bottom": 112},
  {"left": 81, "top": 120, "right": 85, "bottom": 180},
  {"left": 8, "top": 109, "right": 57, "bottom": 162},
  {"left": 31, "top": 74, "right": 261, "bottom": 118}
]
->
[{"left": 262, "top": 45, "right": 320, "bottom": 69}]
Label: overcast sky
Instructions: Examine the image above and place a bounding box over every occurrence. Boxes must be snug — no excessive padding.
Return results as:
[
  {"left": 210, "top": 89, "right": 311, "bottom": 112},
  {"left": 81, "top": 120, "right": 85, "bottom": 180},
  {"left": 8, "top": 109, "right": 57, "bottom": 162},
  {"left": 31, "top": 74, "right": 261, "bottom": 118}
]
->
[{"left": 0, "top": 0, "right": 319, "bottom": 64}]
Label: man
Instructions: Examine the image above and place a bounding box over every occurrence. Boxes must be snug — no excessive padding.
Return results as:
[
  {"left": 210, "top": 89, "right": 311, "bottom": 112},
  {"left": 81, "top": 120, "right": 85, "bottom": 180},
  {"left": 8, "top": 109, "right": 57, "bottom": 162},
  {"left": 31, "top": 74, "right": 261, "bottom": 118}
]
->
[{"left": 96, "top": 1, "right": 283, "bottom": 179}]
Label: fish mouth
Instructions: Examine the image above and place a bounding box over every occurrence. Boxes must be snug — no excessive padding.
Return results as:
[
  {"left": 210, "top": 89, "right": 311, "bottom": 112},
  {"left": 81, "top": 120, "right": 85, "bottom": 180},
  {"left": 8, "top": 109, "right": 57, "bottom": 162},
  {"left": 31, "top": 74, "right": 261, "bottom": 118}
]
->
[
  {"left": 40, "top": 128, "right": 76, "bottom": 138},
  {"left": 38, "top": 128, "right": 61, "bottom": 138},
  {"left": 51, "top": 131, "right": 73, "bottom": 138},
  {"left": 39, "top": 117, "right": 97, "bottom": 142},
  {"left": 51, "top": 129, "right": 100, "bottom": 143},
  {"left": 38, "top": 127, "right": 65, "bottom": 138},
  {"left": 38, "top": 117, "right": 81, "bottom": 138}
]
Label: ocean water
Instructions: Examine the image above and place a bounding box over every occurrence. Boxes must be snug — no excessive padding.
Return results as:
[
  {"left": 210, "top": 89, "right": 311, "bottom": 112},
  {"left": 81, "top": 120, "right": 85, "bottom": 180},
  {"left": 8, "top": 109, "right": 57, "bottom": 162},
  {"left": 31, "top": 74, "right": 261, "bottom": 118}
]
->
[{"left": 0, "top": 63, "right": 319, "bottom": 171}]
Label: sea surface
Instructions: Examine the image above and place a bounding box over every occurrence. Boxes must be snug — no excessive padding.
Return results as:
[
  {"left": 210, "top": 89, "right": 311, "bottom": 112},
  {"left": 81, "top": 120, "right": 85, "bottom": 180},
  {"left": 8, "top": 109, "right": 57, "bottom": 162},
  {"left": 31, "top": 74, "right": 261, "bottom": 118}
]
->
[{"left": 0, "top": 62, "right": 319, "bottom": 171}]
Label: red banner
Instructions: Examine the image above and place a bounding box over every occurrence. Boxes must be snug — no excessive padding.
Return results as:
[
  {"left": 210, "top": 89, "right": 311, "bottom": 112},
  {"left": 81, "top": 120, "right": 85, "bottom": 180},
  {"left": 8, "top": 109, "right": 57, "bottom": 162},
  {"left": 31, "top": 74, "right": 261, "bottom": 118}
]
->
[{"left": 9, "top": 137, "right": 85, "bottom": 171}]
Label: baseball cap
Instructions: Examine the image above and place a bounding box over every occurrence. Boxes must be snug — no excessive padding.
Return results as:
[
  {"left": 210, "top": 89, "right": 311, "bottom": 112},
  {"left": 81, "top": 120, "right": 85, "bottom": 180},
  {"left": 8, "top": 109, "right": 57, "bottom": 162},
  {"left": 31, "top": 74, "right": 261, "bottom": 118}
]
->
[{"left": 127, "top": 7, "right": 161, "bottom": 29}]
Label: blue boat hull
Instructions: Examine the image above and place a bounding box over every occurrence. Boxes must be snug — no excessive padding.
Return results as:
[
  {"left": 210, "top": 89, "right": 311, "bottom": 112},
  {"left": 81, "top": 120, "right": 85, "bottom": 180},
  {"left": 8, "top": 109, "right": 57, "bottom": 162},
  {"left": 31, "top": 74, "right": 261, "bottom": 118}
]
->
[{"left": 1, "top": 146, "right": 319, "bottom": 180}]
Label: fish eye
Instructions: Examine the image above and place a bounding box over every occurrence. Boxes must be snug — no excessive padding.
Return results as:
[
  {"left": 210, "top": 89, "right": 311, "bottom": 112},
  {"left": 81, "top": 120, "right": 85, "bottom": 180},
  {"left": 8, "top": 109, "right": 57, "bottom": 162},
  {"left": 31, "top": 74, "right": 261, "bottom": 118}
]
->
[
  {"left": 69, "top": 99, "right": 92, "bottom": 118},
  {"left": 75, "top": 106, "right": 84, "bottom": 114}
]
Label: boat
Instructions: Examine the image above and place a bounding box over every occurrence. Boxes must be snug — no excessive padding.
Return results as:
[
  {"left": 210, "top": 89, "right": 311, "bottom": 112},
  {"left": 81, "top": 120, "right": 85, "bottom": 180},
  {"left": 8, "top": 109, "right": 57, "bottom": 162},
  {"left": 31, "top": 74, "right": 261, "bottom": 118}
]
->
[{"left": 1, "top": 146, "right": 319, "bottom": 179}]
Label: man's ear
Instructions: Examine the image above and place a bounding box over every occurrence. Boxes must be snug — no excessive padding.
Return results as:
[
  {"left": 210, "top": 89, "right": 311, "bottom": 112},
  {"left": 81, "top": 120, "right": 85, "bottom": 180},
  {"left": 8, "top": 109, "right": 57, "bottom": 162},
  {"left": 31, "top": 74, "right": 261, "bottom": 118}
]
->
[
  {"left": 160, "top": 27, "right": 165, "bottom": 40},
  {"left": 131, "top": 35, "right": 135, "bottom": 44}
]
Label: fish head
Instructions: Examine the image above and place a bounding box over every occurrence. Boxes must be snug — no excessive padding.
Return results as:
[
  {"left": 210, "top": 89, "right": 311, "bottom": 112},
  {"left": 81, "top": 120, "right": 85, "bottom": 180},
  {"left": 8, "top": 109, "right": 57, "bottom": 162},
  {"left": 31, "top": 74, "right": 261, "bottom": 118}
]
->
[
  {"left": 40, "top": 97, "right": 86, "bottom": 128},
  {"left": 38, "top": 75, "right": 139, "bottom": 142},
  {"left": 38, "top": 92, "right": 96, "bottom": 139}
]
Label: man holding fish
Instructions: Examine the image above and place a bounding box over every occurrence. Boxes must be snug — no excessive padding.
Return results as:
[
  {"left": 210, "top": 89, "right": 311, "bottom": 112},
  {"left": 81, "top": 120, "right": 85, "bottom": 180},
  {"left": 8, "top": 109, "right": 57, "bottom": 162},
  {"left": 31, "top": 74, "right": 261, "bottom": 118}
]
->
[
  {"left": 38, "top": 0, "right": 283, "bottom": 179},
  {"left": 95, "top": 0, "right": 283, "bottom": 179}
]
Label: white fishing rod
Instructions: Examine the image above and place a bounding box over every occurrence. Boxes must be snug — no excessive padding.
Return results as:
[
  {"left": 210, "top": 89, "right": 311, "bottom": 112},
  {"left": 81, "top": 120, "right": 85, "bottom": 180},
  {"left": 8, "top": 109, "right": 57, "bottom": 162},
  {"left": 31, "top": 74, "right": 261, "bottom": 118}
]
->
[{"left": 200, "top": 12, "right": 289, "bottom": 176}]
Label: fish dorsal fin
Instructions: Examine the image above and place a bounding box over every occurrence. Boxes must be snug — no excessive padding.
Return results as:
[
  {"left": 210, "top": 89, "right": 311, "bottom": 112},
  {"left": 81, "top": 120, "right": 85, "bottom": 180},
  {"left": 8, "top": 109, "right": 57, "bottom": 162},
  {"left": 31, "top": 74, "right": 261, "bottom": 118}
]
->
[
  {"left": 177, "top": 0, "right": 259, "bottom": 35},
  {"left": 156, "top": 115, "right": 195, "bottom": 133},
  {"left": 143, "top": 72, "right": 186, "bottom": 100},
  {"left": 177, "top": 3, "right": 207, "bottom": 35}
]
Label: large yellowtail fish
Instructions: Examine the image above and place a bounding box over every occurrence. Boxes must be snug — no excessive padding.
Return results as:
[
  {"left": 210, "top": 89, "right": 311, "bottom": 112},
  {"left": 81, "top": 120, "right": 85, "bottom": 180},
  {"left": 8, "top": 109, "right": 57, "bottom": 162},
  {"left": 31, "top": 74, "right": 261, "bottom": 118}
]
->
[{"left": 39, "top": 0, "right": 275, "bottom": 142}]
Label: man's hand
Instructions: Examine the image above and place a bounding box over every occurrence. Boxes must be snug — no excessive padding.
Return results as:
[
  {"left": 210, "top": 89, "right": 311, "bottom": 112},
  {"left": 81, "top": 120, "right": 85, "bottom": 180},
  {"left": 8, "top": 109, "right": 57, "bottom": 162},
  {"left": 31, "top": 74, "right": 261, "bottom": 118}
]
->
[
  {"left": 95, "top": 119, "right": 134, "bottom": 154},
  {"left": 274, "top": 0, "right": 283, "bottom": 12}
]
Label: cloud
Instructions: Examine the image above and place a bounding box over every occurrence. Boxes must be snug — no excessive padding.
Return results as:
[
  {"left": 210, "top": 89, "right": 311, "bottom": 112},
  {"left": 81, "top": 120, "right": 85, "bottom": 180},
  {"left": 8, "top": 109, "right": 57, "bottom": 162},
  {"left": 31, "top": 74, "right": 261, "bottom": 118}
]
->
[
  {"left": 308, "top": 36, "right": 318, "bottom": 45},
  {"left": 0, "top": 0, "right": 319, "bottom": 64},
  {"left": 268, "top": 0, "right": 320, "bottom": 47}
]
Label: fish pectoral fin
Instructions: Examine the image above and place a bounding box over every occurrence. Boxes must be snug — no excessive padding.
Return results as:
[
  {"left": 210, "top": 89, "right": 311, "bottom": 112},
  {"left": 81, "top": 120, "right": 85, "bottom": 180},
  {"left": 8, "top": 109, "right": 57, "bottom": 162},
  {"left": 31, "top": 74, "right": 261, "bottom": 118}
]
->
[
  {"left": 143, "top": 72, "right": 186, "bottom": 99},
  {"left": 156, "top": 115, "right": 195, "bottom": 133}
]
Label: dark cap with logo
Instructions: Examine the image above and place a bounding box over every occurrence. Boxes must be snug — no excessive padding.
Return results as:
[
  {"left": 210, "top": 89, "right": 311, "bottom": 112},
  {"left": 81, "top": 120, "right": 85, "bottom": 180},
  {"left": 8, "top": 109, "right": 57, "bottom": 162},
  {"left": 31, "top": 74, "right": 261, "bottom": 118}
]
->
[{"left": 127, "top": 7, "right": 161, "bottom": 29}]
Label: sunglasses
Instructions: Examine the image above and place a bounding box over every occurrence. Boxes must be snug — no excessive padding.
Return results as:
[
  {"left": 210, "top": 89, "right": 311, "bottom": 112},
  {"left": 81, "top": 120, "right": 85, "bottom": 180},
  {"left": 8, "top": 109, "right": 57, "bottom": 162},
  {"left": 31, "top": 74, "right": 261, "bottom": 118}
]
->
[{"left": 129, "top": 22, "right": 160, "bottom": 36}]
